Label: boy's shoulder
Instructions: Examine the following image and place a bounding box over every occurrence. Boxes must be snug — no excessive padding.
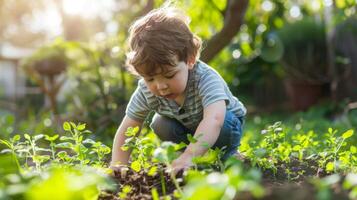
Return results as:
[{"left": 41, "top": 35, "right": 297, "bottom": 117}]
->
[
  {"left": 194, "top": 60, "right": 224, "bottom": 81},
  {"left": 136, "top": 79, "right": 154, "bottom": 96}
]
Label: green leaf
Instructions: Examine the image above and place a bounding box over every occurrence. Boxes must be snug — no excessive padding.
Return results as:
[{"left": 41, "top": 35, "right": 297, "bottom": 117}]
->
[
  {"left": 83, "top": 139, "right": 95, "bottom": 144},
  {"left": 326, "top": 162, "right": 334, "bottom": 172},
  {"left": 63, "top": 122, "right": 71, "bottom": 131},
  {"left": 82, "top": 130, "right": 92, "bottom": 134},
  {"left": 131, "top": 160, "right": 141, "bottom": 172},
  {"left": 151, "top": 188, "right": 159, "bottom": 200},
  {"left": 77, "top": 124, "right": 86, "bottom": 131},
  {"left": 125, "top": 127, "right": 139, "bottom": 137},
  {"left": 12, "top": 135, "right": 21, "bottom": 142},
  {"left": 187, "top": 134, "right": 197, "bottom": 143},
  {"left": 60, "top": 136, "right": 74, "bottom": 141},
  {"left": 350, "top": 146, "right": 356, "bottom": 153},
  {"left": 0, "top": 139, "right": 11, "bottom": 147},
  {"left": 55, "top": 142, "right": 73, "bottom": 148},
  {"left": 57, "top": 151, "right": 68, "bottom": 159},
  {"left": 121, "top": 146, "right": 129, "bottom": 151},
  {"left": 175, "top": 142, "right": 187, "bottom": 151},
  {"left": 148, "top": 166, "right": 158, "bottom": 176},
  {"left": 1, "top": 149, "right": 12, "bottom": 154},
  {"left": 293, "top": 145, "right": 302, "bottom": 151},
  {"left": 34, "top": 134, "right": 44, "bottom": 141},
  {"left": 24, "top": 134, "right": 31, "bottom": 141},
  {"left": 44, "top": 134, "right": 59, "bottom": 142},
  {"left": 78, "top": 135, "right": 83, "bottom": 143},
  {"left": 0, "top": 154, "right": 20, "bottom": 174},
  {"left": 33, "top": 155, "right": 50, "bottom": 164},
  {"left": 342, "top": 130, "right": 354, "bottom": 139},
  {"left": 328, "top": 127, "right": 333, "bottom": 134},
  {"left": 122, "top": 185, "right": 132, "bottom": 194},
  {"left": 70, "top": 122, "right": 77, "bottom": 129},
  {"left": 35, "top": 147, "right": 52, "bottom": 152}
]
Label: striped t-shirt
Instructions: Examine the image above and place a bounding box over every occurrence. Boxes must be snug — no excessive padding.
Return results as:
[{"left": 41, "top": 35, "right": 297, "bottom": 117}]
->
[{"left": 126, "top": 60, "right": 246, "bottom": 131}]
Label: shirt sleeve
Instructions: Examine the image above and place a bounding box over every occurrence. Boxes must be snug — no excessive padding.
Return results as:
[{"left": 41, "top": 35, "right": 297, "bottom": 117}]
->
[
  {"left": 198, "top": 69, "right": 229, "bottom": 108},
  {"left": 125, "top": 85, "right": 151, "bottom": 122}
]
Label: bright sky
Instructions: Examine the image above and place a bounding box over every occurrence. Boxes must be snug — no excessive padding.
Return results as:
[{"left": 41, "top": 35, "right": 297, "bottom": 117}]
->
[
  {"left": 29, "top": 0, "right": 117, "bottom": 37},
  {"left": 62, "top": 0, "right": 117, "bottom": 19}
]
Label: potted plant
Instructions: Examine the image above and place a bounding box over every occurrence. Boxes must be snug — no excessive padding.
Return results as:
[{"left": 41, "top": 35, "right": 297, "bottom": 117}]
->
[
  {"left": 21, "top": 40, "right": 69, "bottom": 115},
  {"left": 278, "top": 17, "right": 329, "bottom": 111}
]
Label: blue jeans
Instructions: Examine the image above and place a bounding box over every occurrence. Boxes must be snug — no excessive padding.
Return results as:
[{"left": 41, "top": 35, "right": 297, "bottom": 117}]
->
[{"left": 150, "top": 110, "right": 244, "bottom": 160}]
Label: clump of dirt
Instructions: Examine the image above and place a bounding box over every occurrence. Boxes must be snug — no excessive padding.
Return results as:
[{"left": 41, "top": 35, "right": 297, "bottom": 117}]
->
[{"left": 99, "top": 165, "right": 183, "bottom": 200}]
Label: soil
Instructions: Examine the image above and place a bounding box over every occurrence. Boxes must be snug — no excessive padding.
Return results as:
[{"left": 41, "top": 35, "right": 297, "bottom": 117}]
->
[
  {"left": 99, "top": 165, "right": 183, "bottom": 200},
  {"left": 98, "top": 158, "right": 351, "bottom": 200}
]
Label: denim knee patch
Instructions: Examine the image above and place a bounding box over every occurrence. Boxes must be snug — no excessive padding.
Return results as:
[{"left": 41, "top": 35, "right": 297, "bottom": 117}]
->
[
  {"left": 213, "top": 111, "right": 244, "bottom": 159},
  {"left": 150, "top": 114, "right": 191, "bottom": 144}
]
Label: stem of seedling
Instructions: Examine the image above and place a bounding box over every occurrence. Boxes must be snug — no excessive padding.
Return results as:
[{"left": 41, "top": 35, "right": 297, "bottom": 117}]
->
[
  {"left": 164, "top": 162, "right": 183, "bottom": 195},
  {"left": 160, "top": 170, "right": 166, "bottom": 196},
  {"left": 333, "top": 137, "right": 345, "bottom": 172},
  {"left": 169, "top": 170, "right": 183, "bottom": 195}
]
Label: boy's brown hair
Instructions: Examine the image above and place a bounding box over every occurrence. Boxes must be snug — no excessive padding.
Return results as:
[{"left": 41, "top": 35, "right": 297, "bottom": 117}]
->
[{"left": 126, "top": 7, "right": 202, "bottom": 76}]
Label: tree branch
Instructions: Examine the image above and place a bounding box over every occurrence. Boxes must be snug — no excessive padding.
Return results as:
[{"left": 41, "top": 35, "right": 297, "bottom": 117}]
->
[
  {"left": 200, "top": 0, "right": 249, "bottom": 63},
  {"left": 138, "top": 0, "right": 154, "bottom": 17}
]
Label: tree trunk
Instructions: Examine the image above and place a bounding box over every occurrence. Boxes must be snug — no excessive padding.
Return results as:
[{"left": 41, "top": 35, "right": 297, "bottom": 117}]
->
[{"left": 201, "top": 0, "right": 249, "bottom": 63}]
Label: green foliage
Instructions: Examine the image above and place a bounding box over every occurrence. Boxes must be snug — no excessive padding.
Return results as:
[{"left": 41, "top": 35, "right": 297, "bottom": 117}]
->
[
  {"left": 121, "top": 127, "right": 158, "bottom": 172},
  {"left": 0, "top": 121, "right": 114, "bottom": 200},
  {"left": 182, "top": 159, "right": 264, "bottom": 200},
  {"left": 25, "top": 167, "right": 111, "bottom": 200},
  {"left": 241, "top": 119, "right": 356, "bottom": 178}
]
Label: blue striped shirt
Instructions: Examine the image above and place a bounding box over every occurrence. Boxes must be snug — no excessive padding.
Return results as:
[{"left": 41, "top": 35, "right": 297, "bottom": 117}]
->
[{"left": 126, "top": 60, "right": 246, "bottom": 130}]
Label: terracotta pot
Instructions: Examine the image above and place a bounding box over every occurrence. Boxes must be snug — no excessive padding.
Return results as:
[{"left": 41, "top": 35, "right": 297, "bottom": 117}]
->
[
  {"left": 284, "top": 79, "right": 323, "bottom": 111},
  {"left": 34, "top": 59, "right": 67, "bottom": 76}
]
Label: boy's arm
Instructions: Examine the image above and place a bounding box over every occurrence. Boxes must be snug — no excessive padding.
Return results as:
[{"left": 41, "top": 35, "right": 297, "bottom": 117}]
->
[
  {"left": 171, "top": 100, "right": 226, "bottom": 171},
  {"left": 111, "top": 115, "right": 143, "bottom": 166}
]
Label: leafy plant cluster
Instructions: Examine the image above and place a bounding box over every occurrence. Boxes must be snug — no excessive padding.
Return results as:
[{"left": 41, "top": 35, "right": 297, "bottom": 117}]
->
[
  {"left": 0, "top": 122, "right": 113, "bottom": 200},
  {"left": 241, "top": 121, "right": 356, "bottom": 179},
  {"left": 1, "top": 112, "right": 357, "bottom": 199}
]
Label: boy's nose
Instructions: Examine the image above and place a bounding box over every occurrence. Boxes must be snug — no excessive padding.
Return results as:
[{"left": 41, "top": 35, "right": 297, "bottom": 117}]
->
[{"left": 156, "top": 82, "right": 168, "bottom": 90}]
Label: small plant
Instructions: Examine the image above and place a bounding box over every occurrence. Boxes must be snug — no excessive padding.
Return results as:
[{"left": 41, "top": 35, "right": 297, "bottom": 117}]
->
[
  {"left": 121, "top": 127, "right": 158, "bottom": 172},
  {"left": 182, "top": 158, "right": 264, "bottom": 200},
  {"left": 0, "top": 121, "right": 114, "bottom": 200},
  {"left": 320, "top": 128, "right": 354, "bottom": 173},
  {"left": 0, "top": 135, "right": 23, "bottom": 172}
]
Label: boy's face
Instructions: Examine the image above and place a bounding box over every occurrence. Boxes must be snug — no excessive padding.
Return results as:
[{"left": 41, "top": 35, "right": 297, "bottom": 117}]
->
[{"left": 141, "top": 60, "right": 194, "bottom": 103}]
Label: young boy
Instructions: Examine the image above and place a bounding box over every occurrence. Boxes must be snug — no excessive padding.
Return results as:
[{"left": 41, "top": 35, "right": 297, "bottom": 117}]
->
[{"left": 111, "top": 7, "right": 246, "bottom": 173}]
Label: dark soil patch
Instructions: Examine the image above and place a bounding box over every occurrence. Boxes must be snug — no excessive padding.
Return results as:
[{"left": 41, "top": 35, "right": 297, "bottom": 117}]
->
[
  {"left": 260, "top": 157, "right": 328, "bottom": 183},
  {"left": 99, "top": 165, "right": 183, "bottom": 200}
]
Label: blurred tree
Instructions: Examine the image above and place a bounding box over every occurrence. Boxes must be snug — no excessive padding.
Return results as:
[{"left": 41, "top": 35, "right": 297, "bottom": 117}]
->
[
  {"left": 0, "top": 0, "right": 46, "bottom": 47},
  {"left": 200, "top": 0, "right": 249, "bottom": 63}
]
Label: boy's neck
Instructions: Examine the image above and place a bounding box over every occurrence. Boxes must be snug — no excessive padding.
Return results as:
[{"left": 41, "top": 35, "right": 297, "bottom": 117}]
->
[{"left": 174, "top": 94, "right": 186, "bottom": 107}]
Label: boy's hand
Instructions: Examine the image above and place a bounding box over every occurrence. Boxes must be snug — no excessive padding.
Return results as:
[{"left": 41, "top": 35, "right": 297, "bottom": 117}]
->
[
  {"left": 169, "top": 154, "right": 193, "bottom": 175},
  {"left": 109, "top": 164, "right": 129, "bottom": 177}
]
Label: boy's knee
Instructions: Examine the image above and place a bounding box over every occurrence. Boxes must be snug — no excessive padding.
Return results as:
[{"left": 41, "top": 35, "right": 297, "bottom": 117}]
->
[
  {"left": 150, "top": 114, "right": 190, "bottom": 143},
  {"left": 150, "top": 114, "right": 164, "bottom": 134},
  {"left": 150, "top": 114, "right": 175, "bottom": 141}
]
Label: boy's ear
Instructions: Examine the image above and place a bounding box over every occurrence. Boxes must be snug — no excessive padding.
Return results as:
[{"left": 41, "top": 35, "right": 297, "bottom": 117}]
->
[{"left": 187, "top": 55, "right": 196, "bottom": 69}]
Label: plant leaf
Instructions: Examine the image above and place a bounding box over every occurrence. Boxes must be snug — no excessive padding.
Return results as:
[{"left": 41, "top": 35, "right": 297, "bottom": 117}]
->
[
  {"left": 342, "top": 130, "right": 354, "bottom": 139},
  {"left": 131, "top": 160, "right": 141, "bottom": 172},
  {"left": 77, "top": 124, "right": 86, "bottom": 131},
  {"left": 63, "top": 122, "right": 71, "bottom": 131}
]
